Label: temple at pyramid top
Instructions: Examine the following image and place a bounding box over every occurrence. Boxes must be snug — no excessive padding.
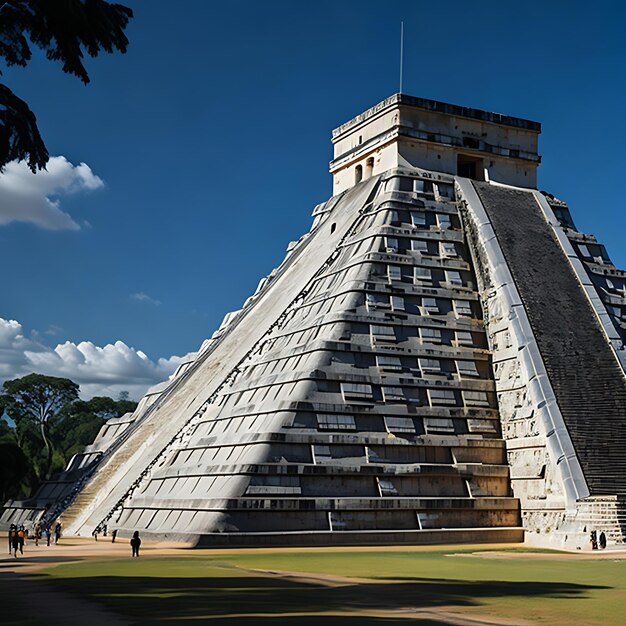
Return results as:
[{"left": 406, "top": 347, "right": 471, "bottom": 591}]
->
[{"left": 330, "top": 93, "right": 541, "bottom": 194}]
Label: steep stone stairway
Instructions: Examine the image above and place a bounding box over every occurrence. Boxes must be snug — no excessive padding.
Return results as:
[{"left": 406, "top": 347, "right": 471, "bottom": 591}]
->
[
  {"left": 474, "top": 182, "right": 626, "bottom": 495},
  {"left": 60, "top": 436, "right": 156, "bottom": 532}
]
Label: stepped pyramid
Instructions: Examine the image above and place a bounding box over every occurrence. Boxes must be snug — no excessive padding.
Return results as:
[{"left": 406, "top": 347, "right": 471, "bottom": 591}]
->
[{"left": 4, "top": 94, "right": 626, "bottom": 549}]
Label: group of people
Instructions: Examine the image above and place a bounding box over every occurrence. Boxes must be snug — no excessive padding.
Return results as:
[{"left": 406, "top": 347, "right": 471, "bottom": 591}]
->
[
  {"left": 7, "top": 521, "right": 141, "bottom": 558},
  {"left": 91, "top": 523, "right": 109, "bottom": 540},
  {"left": 7, "top": 521, "right": 62, "bottom": 557},
  {"left": 92, "top": 525, "right": 140, "bottom": 556},
  {"left": 590, "top": 530, "right": 608, "bottom": 550},
  {"left": 92, "top": 524, "right": 120, "bottom": 544}
]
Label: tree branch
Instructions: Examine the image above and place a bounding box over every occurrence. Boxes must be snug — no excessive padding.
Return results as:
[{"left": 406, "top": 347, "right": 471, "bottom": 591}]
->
[{"left": 0, "top": 83, "right": 48, "bottom": 171}]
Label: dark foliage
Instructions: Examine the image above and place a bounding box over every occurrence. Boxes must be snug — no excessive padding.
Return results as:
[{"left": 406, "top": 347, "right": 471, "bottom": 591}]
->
[
  {"left": 0, "top": 83, "right": 48, "bottom": 171},
  {"left": 71, "top": 395, "right": 136, "bottom": 420},
  {"left": 53, "top": 395, "right": 137, "bottom": 465},
  {"left": 0, "top": 0, "right": 133, "bottom": 171},
  {"left": 0, "top": 375, "right": 138, "bottom": 499},
  {"left": 0, "top": 440, "right": 31, "bottom": 502},
  {"left": 1, "top": 373, "right": 80, "bottom": 480}
]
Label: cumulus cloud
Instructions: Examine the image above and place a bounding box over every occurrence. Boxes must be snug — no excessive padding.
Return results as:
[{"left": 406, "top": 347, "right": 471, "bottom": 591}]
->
[
  {"left": 130, "top": 292, "right": 161, "bottom": 306},
  {"left": 0, "top": 156, "right": 104, "bottom": 230},
  {"left": 0, "top": 317, "right": 191, "bottom": 400}
]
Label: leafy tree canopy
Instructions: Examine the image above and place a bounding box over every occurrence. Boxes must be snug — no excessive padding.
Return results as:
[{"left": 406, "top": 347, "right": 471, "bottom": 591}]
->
[
  {"left": 1, "top": 373, "right": 138, "bottom": 498},
  {"left": 71, "top": 395, "right": 135, "bottom": 419},
  {"left": 0, "top": 0, "right": 133, "bottom": 171},
  {"left": 53, "top": 395, "right": 137, "bottom": 464},
  {"left": 2, "top": 372, "right": 80, "bottom": 424},
  {"left": 1, "top": 373, "right": 79, "bottom": 478}
]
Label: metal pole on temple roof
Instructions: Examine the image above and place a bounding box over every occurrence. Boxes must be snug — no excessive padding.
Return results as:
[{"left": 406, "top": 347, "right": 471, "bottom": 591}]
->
[{"left": 399, "top": 21, "right": 404, "bottom": 94}]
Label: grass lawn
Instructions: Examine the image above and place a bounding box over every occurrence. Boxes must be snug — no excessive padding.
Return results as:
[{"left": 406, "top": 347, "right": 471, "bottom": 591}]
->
[{"left": 33, "top": 546, "right": 626, "bottom": 625}]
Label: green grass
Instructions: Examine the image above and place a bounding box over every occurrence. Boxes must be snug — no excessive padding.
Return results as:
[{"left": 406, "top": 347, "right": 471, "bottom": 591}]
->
[{"left": 31, "top": 547, "right": 626, "bottom": 625}]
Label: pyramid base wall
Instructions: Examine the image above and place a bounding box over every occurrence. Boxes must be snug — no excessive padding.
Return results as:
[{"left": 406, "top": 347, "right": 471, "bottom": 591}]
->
[
  {"left": 0, "top": 503, "right": 46, "bottom": 529},
  {"left": 110, "top": 526, "right": 524, "bottom": 548},
  {"left": 523, "top": 497, "right": 626, "bottom": 550}
]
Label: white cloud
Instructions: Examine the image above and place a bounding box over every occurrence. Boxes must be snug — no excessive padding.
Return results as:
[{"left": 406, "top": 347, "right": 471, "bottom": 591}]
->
[
  {"left": 43, "top": 325, "right": 63, "bottom": 337},
  {"left": 0, "top": 317, "right": 191, "bottom": 400},
  {"left": 0, "top": 156, "right": 104, "bottom": 230},
  {"left": 130, "top": 292, "right": 161, "bottom": 306}
]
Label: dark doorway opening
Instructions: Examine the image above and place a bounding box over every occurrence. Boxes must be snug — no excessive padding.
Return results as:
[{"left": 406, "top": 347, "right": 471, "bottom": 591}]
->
[
  {"left": 355, "top": 164, "right": 363, "bottom": 184},
  {"left": 457, "top": 154, "right": 484, "bottom": 180}
]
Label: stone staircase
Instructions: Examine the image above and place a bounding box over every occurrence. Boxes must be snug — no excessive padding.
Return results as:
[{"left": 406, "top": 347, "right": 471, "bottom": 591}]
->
[
  {"left": 474, "top": 182, "right": 626, "bottom": 495},
  {"left": 570, "top": 497, "right": 626, "bottom": 543},
  {"left": 61, "top": 441, "right": 150, "bottom": 532}
]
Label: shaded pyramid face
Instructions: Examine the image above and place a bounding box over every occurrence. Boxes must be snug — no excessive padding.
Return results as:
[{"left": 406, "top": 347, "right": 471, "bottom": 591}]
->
[{"left": 60, "top": 169, "right": 521, "bottom": 545}]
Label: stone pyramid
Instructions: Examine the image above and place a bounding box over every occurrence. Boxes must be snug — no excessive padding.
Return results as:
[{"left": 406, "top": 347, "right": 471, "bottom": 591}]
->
[{"left": 4, "top": 94, "right": 626, "bottom": 549}]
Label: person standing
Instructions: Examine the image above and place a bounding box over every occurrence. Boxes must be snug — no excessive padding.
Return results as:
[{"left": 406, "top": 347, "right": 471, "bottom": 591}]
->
[
  {"left": 45, "top": 525, "right": 51, "bottom": 546},
  {"left": 34, "top": 521, "right": 42, "bottom": 546},
  {"left": 130, "top": 531, "right": 141, "bottom": 557},
  {"left": 599, "top": 531, "right": 607, "bottom": 550},
  {"left": 54, "top": 521, "right": 62, "bottom": 545}
]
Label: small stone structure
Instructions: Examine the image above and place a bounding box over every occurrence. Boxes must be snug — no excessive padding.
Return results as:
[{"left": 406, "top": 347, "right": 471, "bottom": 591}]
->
[{"left": 3, "top": 94, "right": 625, "bottom": 549}]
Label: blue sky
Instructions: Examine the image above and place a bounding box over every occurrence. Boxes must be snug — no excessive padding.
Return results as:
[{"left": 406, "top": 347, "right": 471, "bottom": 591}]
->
[{"left": 1, "top": 0, "right": 624, "bottom": 398}]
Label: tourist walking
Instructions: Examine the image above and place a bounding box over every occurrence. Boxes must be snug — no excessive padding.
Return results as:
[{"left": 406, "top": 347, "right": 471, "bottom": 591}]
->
[
  {"left": 111, "top": 529, "right": 118, "bottom": 543},
  {"left": 44, "top": 525, "right": 51, "bottom": 546},
  {"left": 34, "top": 521, "right": 42, "bottom": 546},
  {"left": 8, "top": 524, "right": 15, "bottom": 554},
  {"left": 54, "top": 521, "right": 62, "bottom": 545},
  {"left": 17, "top": 525, "right": 26, "bottom": 555},
  {"left": 599, "top": 531, "right": 607, "bottom": 549},
  {"left": 130, "top": 531, "right": 141, "bottom": 557},
  {"left": 10, "top": 526, "right": 19, "bottom": 558}
]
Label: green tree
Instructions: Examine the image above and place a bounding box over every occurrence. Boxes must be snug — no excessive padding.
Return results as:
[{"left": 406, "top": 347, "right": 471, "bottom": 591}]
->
[
  {"left": 0, "top": 0, "right": 133, "bottom": 171},
  {"left": 0, "top": 440, "right": 31, "bottom": 502},
  {"left": 68, "top": 395, "right": 137, "bottom": 423},
  {"left": 1, "top": 373, "right": 79, "bottom": 480},
  {"left": 0, "top": 415, "right": 15, "bottom": 441},
  {"left": 52, "top": 395, "right": 137, "bottom": 466}
]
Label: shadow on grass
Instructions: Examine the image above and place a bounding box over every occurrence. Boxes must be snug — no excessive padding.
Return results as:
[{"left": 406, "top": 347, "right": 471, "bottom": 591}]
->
[
  {"left": 0, "top": 573, "right": 45, "bottom": 626},
  {"left": 177, "top": 619, "right": 470, "bottom": 625},
  {"left": 27, "top": 572, "right": 609, "bottom": 625},
  {"left": 0, "top": 555, "right": 81, "bottom": 568}
]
